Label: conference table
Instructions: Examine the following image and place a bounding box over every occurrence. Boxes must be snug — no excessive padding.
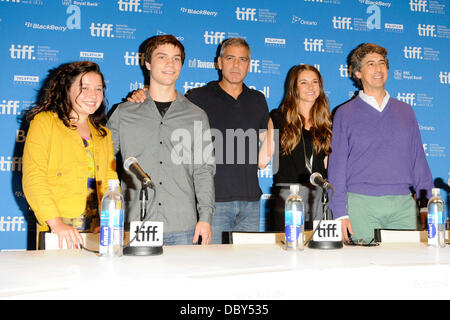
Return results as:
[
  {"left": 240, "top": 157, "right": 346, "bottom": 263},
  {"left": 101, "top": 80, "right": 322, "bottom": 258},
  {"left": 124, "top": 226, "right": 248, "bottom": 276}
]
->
[{"left": 1, "top": 234, "right": 450, "bottom": 300}]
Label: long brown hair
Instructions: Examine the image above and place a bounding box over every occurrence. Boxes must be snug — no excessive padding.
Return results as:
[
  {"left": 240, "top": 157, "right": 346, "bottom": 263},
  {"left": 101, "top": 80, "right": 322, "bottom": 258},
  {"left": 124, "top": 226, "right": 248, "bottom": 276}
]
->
[
  {"left": 27, "top": 61, "right": 108, "bottom": 136},
  {"left": 280, "top": 64, "right": 332, "bottom": 156}
]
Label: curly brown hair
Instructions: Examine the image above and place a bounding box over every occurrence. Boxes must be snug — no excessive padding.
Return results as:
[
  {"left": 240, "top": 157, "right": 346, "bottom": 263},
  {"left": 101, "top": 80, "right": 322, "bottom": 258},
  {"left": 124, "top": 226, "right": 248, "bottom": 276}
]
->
[
  {"left": 280, "top": 64, "right": 332, "bottom": 156},
  {"left": 26, "top": 61, "right": 108, "bottom": 136},
  {"left": 349, "top": 43, "right": 389, "bottom": 89}
]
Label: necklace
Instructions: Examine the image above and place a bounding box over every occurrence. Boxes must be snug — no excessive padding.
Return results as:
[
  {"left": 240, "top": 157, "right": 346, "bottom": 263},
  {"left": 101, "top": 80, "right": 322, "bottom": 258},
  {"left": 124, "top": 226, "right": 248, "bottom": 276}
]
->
[{"left": 301, "top": 128, "right": 313, "bottom": 174}]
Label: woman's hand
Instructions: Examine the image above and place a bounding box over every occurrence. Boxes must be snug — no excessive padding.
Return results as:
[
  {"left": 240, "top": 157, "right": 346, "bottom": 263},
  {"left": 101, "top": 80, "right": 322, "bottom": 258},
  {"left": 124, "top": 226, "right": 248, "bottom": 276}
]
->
[{"left": 47, "top": 218, "right": 84, "bottom": 249}]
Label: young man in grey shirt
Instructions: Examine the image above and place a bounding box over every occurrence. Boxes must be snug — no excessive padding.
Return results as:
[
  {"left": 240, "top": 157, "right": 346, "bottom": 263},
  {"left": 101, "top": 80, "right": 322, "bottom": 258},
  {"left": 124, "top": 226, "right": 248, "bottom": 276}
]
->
[
  {"left": 108, "top": 35, "right": 215, "bottom": 245},
  {"left": 128, "top": 38, "right": 270, "bottom": 244}
]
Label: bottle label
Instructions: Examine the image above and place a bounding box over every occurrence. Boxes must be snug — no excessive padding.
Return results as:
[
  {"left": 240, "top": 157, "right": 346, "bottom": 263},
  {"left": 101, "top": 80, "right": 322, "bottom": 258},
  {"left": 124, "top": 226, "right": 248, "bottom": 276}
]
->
[
  {"left": 428, "top": 204, "right": 443, "bottom": 241},
  {"left": 285, "top": 209, "right": 303, "bottom": 242},
  {"left": 428, "top": 223, "right": 437, "bottom": 240},
  {"left": 100, "top": 209, "right": 124, "bottom": 247},
  {"left": 100, "top": 226, "right": 111, "bottom": 246}
]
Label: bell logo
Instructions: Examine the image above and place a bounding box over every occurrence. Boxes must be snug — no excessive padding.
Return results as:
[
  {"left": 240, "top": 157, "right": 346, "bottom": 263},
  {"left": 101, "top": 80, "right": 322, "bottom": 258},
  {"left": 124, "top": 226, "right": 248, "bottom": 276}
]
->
[{"left": 16, "top": 130, "right": 26, "bottom": 143}]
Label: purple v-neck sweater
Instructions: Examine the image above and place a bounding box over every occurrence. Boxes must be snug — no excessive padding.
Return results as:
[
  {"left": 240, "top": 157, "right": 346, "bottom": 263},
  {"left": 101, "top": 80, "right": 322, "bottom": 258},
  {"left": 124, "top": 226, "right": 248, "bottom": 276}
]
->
[{"left": 328, "top": 96, "right": 433, "bottom": 219}]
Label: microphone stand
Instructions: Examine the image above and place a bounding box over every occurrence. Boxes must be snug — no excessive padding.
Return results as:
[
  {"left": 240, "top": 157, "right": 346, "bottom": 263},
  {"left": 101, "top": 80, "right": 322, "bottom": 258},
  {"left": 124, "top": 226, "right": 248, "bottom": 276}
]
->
[
  {"left": 140, "top": 184, "right": 148, "bottom": 221},
  {"left": 123, "top": 182, "right": 163, "bottom": 256},
  {"left": 308, "top": 187, "right": 343, "bottom": 249}
]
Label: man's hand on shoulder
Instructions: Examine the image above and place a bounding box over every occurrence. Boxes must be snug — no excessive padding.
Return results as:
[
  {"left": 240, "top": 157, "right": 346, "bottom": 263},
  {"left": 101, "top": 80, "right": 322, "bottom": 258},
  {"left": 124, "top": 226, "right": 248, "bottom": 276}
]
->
[{"left": 127, "top": 88, "right": 148, "bottom": 103}]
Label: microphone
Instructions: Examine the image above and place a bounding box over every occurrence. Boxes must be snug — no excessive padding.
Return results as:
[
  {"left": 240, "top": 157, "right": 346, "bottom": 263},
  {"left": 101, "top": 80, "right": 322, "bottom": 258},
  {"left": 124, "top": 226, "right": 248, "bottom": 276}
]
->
[
  {"left": 123, "top": 157, "right": 163, "bottom": 257},
  {"left": 123, "top": 157, "right": 154, "bottom": 189},
  {"left": 310, "top": 172, "right": 333, "bottom": 191},
  {"left": 308, "top": 172, "right": 342, "bottom": 249}
]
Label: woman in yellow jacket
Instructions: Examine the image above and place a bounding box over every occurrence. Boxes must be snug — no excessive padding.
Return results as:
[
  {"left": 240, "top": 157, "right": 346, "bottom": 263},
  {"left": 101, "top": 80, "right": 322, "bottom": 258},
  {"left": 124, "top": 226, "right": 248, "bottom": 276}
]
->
[{"left": 22, "top": 61, "right": 118, "bottom": 249}]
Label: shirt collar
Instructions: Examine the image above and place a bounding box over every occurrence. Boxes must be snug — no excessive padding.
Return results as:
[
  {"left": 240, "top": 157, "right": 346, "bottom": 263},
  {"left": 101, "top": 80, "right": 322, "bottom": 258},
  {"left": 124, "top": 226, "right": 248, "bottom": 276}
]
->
[{"left": 358, "top": 90, "right": 390, "bottom": 112}]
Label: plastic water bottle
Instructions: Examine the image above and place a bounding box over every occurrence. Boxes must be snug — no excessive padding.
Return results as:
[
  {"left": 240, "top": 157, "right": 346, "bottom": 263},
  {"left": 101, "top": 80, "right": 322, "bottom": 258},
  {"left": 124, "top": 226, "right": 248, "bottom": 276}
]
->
[
  {"left": 427, "top": 188, "right": 446, "bottom": 248},
  {"left": 285, "top": 184, "right": 305, "bottom": 251},
  {"left": 100, "top": 179, "right": 125, "bottom": 257}
]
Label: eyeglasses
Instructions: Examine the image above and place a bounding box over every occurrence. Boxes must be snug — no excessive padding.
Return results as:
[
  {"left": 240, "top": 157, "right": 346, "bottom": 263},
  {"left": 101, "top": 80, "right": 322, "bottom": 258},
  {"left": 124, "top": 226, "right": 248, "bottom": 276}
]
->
[{"left": 346, "top": 238, "right": 380, "bottom": 247}]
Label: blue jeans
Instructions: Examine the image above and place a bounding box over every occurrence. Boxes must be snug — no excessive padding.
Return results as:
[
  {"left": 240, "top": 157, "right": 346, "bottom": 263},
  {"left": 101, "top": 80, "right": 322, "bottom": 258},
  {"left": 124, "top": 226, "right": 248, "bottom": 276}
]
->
[
  {"left": 211, "top": 201, "right": 260, "bottom": 244},
  {"left": 163, "top": 229, "right": 195, "bottom": 246}
]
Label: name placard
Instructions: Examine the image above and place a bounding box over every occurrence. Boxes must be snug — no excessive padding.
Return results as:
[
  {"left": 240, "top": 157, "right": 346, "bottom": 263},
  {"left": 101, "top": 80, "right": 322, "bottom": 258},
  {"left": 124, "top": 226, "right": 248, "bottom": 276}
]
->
[{"left": 129, "top": 221, "right": 164, "bottom": 247}]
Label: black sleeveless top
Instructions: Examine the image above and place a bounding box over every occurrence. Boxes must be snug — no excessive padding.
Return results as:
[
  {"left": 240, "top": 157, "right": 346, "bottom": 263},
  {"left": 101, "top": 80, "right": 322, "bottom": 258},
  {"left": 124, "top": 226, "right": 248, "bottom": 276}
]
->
[{"left": 270, "top": 108, "right": 327, "bottom": 184}]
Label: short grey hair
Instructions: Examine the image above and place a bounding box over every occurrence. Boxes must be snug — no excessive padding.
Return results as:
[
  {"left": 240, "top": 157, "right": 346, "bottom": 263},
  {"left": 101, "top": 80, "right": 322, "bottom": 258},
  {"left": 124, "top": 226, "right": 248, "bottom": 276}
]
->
[{"left": 219, "top": 37, "right": 251, "bottom": 58}]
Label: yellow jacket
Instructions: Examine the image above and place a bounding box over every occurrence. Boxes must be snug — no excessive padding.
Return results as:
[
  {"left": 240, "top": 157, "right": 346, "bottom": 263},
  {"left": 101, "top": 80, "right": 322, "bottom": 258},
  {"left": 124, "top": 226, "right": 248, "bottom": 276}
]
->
[{"left": 22, "top": 111, "right": 118, "bottom": 231}]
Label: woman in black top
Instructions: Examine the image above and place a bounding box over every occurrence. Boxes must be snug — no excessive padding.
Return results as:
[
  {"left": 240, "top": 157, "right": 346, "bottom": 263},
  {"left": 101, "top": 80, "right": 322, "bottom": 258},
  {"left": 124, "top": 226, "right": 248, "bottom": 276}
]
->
[{"left": 259, "top": 64, "right": 332, "bottom": 230}]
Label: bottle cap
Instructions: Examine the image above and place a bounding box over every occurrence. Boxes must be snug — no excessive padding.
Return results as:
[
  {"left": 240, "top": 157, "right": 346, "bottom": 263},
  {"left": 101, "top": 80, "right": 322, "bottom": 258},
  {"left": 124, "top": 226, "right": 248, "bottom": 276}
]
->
[
  {"left": 290, "top": 184, "right": 300, "bottom": 194},
  {"left": 108, "top": 179, "right": 120, "bottom": 189},
  {"left": 431, "top": 188, "right": 440, "bottom": 197}
]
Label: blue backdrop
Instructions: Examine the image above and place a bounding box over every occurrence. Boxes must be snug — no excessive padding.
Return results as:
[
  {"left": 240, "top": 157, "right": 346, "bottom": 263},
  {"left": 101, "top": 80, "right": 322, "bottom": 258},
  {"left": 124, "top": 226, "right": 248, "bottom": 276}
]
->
[{"left": 1, "top": 0, "right": 448, "bottom": 250}]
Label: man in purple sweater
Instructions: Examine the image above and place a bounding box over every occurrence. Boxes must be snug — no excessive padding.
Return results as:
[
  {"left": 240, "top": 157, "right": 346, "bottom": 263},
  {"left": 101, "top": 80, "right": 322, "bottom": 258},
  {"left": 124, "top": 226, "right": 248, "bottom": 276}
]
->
[{"left": 328, "top": 43, "right": 433, "bottom": 244}]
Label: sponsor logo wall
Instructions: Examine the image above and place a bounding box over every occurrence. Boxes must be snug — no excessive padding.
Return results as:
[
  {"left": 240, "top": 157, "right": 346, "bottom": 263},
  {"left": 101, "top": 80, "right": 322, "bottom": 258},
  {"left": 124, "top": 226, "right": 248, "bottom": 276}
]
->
[{"left": 0, "top": 0, "right": 448, "bottom": 250}]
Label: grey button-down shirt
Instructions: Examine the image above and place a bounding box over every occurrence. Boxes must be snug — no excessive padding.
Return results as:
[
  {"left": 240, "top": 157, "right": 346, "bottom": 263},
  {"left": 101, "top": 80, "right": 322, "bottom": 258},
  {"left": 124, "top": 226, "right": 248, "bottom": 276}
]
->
[{"left": 108, "top": 91, "right": 215, "bottom": 233}]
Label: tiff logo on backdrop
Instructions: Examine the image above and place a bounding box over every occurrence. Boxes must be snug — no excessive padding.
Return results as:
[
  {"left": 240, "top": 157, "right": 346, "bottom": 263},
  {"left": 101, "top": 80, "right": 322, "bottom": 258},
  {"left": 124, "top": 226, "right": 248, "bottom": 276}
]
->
[
  {"left": 203, "top": 31, "right": 226, "bottom": 45},
  {"left": 249, "top": 60, "right": 260, "bottom": 73},
  {"left": 9, "top": 45, "right": 35, "bottom": 60},
  {"left": 236, "top": 7, "right": 257, "bottom": 21},
  {"left": 0, "top": 100, "right": 20, "bottom": 115},
  {"left": 439, "top": 72, "right": 449, "bottom": 84},
  {"left": 410, "top": 0, "right": 428, "bottom": 12},
  {"left": 417, "top": 24, "right": 436, "bottom": 37},
  {"left": 339, "top": 65, "right": 349, "bottom": 78},
  {"left": 397, "top": 93, "right": 416, "bottom": 106},
  {"left": 90, "top": 23, "right": 114, "bottom": 37},
  {"left": 304, "top": 38, "right": 324, "bottom": 52},
  {"left": 0, "top": 156, "right": 22, "bottom": 172},
  {"left": 332, "top": 16, "right": 352, "bottom": 30},
  {"left": 118, "top": 0, "right": 141, "bottom": 12},
  {"left": 124, "top": 51, "right": 144, "bottom": 66},
  {"left": 404, "top": 46, "right": 422, "bottom": 59},
  {"left": 183, "top": 82, "right": 206, "bottom": 94},
  {"left": 0, "top": 216, "right": 25, "bottom": 232}
]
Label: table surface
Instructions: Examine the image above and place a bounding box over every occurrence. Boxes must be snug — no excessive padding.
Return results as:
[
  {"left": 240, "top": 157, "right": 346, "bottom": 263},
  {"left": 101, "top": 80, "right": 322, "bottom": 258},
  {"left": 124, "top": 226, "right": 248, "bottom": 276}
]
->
[{"left": 1, "top": 242, "right": 450, "bottom": 300}]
